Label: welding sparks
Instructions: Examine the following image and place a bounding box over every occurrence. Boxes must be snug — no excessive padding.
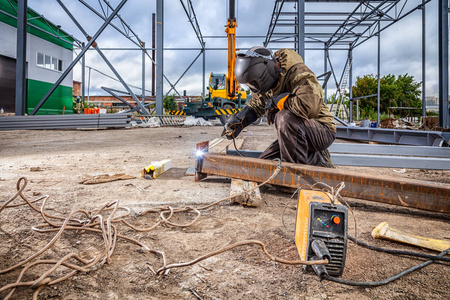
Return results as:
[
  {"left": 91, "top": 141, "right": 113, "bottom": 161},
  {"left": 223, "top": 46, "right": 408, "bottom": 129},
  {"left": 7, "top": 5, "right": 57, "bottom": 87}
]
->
[{"left": 195, "top": 149, "right": 206, "bottom": 158}]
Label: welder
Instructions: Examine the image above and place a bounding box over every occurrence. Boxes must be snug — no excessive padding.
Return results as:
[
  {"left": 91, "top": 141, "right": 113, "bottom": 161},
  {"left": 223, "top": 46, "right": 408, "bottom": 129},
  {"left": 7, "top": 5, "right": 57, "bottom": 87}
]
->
[{"left": 222, "top": 46, "right": 335, "bottom": 167}]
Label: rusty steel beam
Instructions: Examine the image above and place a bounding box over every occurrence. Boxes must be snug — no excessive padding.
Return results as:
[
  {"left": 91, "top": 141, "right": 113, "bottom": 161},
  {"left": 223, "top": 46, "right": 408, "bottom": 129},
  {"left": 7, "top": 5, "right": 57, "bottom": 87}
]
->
[{"left": 195, "top": 153, "right": 450, "bottom": 214}]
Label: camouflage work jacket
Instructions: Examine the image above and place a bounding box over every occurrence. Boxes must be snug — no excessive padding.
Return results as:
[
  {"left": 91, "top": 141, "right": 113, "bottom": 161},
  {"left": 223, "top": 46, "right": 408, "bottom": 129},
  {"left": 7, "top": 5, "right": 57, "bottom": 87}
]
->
[{"left": 246, "top": 49, "right": 336, "bottom": 133}]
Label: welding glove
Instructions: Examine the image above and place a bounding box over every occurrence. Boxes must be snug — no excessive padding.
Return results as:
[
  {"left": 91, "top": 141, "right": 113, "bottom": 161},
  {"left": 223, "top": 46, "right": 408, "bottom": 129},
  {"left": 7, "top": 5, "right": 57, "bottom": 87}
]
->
[
  {"left": 265, "top": 92, "right": 291, "bottom": 125},
  {"left": 221, "top": 106, "right": 258, "bottom": 140}
]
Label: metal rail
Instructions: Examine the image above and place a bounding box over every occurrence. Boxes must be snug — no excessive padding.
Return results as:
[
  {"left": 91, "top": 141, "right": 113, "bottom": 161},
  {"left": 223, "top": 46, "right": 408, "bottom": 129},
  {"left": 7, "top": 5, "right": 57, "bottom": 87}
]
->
[
  {"left": 225, "top": 151, "right": 450, "bottom": 170},
  {"left": 228, "top": 143, "right": 450, "bottom": 158},
  {"left": 226, "top": 142, "right": 450, "bottom": 170},
  {"left": 336, "top": 126, "right": 450, "bottom": 147},
  {"left": 195, "top": 153, "right": 450, "bottom": 214}
]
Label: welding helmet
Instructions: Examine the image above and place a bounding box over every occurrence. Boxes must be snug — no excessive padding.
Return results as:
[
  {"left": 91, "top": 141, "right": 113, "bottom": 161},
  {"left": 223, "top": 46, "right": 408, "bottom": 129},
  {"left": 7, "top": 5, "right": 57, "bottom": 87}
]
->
[{"left": 235, "top": 46, "right": 280, "bottom": 94}]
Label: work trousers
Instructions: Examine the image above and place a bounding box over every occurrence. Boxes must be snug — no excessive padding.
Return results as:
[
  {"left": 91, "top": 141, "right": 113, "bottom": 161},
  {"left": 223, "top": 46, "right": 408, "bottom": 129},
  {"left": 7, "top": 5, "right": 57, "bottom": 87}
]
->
[{"left": 259, "top": 109, "right": 335, "bottom": 165}]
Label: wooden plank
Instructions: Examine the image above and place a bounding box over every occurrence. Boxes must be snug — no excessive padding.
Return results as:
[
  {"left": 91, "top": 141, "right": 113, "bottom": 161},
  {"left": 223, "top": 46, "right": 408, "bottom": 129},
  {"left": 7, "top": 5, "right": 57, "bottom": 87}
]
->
[{"left": 230, "top": 179, "right": 262, "bottom": 207}]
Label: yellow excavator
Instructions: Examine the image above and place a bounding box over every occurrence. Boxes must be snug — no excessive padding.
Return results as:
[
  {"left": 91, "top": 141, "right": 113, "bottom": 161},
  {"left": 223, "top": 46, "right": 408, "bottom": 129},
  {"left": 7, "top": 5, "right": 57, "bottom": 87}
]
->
[
  {"left": 170, "top": 0, "right": 251, "bottom": 125},
  {"left": 207, "top": 0, "right": 247, "bottom": 125}
]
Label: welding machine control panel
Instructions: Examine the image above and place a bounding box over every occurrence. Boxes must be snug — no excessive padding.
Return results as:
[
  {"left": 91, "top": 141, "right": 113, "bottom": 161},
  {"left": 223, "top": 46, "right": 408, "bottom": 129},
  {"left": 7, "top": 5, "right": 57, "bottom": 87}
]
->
[{"left": 311, "top": 209, "right": 346, "bottom": 236}]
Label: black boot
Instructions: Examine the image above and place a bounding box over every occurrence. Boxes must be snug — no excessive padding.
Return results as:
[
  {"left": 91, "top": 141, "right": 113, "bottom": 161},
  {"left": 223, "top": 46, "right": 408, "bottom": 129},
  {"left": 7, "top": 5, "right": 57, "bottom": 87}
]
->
[{"left": 308, "top": 149, "right": 335, "bottom": 168}]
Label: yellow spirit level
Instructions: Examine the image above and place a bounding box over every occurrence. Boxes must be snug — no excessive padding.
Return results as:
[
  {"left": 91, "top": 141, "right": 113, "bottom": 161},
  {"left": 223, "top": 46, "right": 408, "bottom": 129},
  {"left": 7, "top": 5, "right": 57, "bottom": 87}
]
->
[{"left": 295, "top": 189, "right": 348, "bottom": 276}]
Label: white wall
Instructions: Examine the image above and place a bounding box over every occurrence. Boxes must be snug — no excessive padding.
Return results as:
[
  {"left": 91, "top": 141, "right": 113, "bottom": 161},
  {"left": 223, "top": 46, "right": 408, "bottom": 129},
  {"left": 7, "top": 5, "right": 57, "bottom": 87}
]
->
[
  {"left": 0, "top": 22, "right": 73, "bottom": 87},
  {"left": 0, "top": 22, "right": 17, "bottom": 59}
]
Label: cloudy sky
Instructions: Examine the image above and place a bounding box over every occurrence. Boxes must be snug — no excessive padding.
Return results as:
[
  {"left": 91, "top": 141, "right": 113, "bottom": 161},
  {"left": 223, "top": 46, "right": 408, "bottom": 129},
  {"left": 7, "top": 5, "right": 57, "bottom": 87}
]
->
[{"left": 27, "top": 0, "right": 439, "bottom": 98}]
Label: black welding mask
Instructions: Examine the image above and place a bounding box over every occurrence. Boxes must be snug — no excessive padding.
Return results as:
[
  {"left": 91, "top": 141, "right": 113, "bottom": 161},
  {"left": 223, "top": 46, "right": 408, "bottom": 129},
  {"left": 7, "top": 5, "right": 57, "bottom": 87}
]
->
[{"left": 235, "top": 46, "right": 280, "bottom": 94}]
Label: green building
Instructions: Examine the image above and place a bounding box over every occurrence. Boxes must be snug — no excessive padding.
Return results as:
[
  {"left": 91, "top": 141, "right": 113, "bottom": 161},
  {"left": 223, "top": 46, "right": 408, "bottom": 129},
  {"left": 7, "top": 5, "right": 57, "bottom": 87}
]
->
[{"left": 0, "top": 0, "right": 74, "bottom": 114}]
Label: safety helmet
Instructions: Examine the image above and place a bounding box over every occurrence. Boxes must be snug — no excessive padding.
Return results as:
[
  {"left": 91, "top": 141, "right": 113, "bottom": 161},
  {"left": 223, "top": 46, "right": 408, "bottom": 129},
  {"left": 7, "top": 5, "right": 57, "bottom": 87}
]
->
[{"left": 235, "top": 46, "right": 280, "bottom": 94}]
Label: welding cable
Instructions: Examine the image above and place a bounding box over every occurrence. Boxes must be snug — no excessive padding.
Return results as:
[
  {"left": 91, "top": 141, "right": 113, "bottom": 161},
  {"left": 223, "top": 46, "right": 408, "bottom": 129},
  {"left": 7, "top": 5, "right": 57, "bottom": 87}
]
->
[
  {"left": 0, "top": 208, "right": 91, "bottom": 274},
  {"left": 156, "top": 240, "right": 329, "bottom": 275},
  {"left": 232, "top": 137, "right": 244, "bottom": 157},
  {"left": 32, "top": 224, "right": 167, "bottom": 269},
  {"left": 1, "top": 166, "right": 283, "bottom": 298},
  {"left": 1, "top": 179, "right": 170, "bottom": 299},
  {"left": 348, "top": 235, "right": 450, "bottom": 262},
  {"left": 160, "top": 207, "right": 201, "bottom": 228},
  {"left": 322, "top": 247, "right": 450, "bottom": 287}
]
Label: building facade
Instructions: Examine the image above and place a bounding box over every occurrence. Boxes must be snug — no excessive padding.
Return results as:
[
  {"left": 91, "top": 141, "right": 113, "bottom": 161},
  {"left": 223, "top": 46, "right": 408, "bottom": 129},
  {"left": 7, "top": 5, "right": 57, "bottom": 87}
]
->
[{"left": 0, "top": 0, "right": 74, "bottom": 114}]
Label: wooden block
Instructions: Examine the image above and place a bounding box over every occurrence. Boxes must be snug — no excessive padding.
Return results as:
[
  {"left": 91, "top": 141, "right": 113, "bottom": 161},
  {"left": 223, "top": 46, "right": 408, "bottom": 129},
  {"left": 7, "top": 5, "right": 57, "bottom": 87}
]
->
[{"left": 230, "top": 178, "right": 261, "bottom": 207}]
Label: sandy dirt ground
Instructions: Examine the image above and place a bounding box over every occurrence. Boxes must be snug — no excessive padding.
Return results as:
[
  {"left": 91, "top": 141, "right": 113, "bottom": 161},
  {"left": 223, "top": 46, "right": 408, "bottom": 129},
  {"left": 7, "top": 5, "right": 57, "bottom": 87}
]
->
[{"left": 0, "top": 121, "right": 449, "bottom": 299}]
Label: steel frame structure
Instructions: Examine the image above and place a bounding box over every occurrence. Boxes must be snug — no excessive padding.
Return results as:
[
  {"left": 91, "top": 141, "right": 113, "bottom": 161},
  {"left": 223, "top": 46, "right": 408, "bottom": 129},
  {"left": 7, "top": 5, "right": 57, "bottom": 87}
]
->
[
  {"left": 263, "top": 0, "right": 448, "bottom": 128},
  {"left": 10, "top": 0, "right": 449, "bottom": 129}
]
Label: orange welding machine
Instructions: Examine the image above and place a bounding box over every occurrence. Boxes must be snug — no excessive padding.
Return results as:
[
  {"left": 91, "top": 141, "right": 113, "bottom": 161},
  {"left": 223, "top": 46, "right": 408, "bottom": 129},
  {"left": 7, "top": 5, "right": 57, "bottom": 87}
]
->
[{"left": 295, "top": 189, "right": 348, "bottom": 276}]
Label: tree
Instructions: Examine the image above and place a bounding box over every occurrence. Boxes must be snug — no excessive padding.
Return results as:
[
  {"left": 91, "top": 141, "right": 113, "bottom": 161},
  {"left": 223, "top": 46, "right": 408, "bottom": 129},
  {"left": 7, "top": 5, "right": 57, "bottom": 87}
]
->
[
  {"left": 163, "top": 94, "right": 177, "bottom": 111},
  {"left": 350, "top": 73, "right": 422, "bottom": 119},
  {"left": 396, "top": 74, "right": 422, "bottom": 108}
]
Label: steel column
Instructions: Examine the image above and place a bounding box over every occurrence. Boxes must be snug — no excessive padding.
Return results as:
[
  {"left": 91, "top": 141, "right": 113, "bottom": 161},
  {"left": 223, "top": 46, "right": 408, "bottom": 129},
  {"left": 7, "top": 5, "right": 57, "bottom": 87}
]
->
[
  {"left": 324, "top": 44, "right": 328, "bottom": 103},
  {"left": 152, "top": 13, "right": 156, "bottom": 97},
  {"left": 421, "top": 1, "right": 426, "bottom": 120},
  {"left": 297, "top": 0, "right": 305, "bottom": 59},
  {"left": 31, "top": 0, "right": 128, "bottom": 115},
  {"left": 142, "top": 42, "right": 146, "bottom": 105},
  {"left": 348, "top": 47, "right": 353, "bottom": 123},
  {"left": 87, "top": 67, "right": 91, "bottom": 107},
  {"left": 356, "top": 99, "right": 359, "bottom": 121},
  {"left": 81, "top": 43, "right": 85, "bottom": 104},
  {"left": 202, "top": 49, "right": 206, "bottom": 100},
  {"left": 196, "top": 154, "right": 450, "bottom": 214},
  {"left": 156, "top": 0, "right": 164, "bottom": 115},
  {"left": 439, "top": 0, "right": 449, "bottom": 128},
  {"left": 377, "top": 20, "right": 381, "bottom": 125},
  {"left": 14, "top": 0, "right": 27, "bottom": 116}
]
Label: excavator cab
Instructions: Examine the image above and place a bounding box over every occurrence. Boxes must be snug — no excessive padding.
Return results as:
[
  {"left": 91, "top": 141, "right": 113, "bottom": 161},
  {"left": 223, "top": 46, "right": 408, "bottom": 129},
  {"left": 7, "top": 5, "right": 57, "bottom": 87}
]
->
[
  {"left": 210, "top": 74, "right": 226, "bottom": 91},
  {"left": 208, "top": 73, "right": 228, "bottom": 101}
]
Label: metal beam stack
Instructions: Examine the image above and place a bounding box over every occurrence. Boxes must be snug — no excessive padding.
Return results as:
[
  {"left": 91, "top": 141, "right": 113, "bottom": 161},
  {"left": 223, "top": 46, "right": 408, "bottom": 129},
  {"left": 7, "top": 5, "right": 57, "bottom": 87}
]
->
[{"left": 0, "top": 114, "right": 132, "bottom": 130}]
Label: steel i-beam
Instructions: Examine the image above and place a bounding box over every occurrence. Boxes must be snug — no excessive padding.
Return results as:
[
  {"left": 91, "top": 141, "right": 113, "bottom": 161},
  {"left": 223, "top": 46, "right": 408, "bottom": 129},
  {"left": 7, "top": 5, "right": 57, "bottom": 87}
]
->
[{"left": 195, "top": 151, "right": 449, "bottom": 214}]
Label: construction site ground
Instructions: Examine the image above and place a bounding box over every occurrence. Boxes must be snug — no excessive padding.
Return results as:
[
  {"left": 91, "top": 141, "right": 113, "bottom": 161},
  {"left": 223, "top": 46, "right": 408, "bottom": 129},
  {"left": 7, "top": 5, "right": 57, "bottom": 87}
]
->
[{"left": 1, "top": 122, "right": 449, "bottom": 299}]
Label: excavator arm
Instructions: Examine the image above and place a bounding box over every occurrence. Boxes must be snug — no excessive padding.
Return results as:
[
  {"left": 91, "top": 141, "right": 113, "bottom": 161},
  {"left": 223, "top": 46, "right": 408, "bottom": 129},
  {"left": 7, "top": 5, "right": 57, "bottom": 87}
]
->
[{"left": 225, "top": 0, "right": 237, "bottom": 99}]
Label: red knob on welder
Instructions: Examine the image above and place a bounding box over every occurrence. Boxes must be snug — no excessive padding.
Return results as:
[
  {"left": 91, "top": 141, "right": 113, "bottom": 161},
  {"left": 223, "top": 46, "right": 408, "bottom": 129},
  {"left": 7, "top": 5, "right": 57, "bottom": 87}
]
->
[{"left": 331, "top": 215, "right": 341, "bottom": 225}]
